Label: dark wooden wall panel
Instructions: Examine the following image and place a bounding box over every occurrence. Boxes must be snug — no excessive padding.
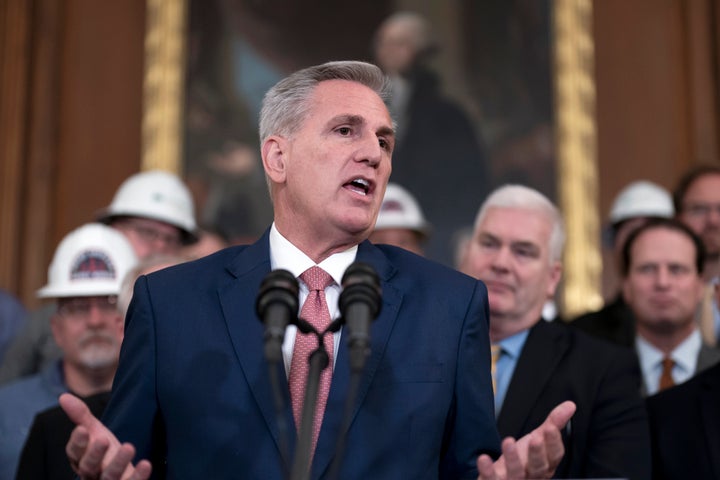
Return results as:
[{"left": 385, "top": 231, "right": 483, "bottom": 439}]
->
[
  {"left": 0, "top": 0, "right": 32, "bottom": 295},
  {"left": 1, "top": 0, "right": 145, "bottom": 307},
  {"left": 54, "top": 0, "right": 145, "bottom": 250},
  {"left": 594, "top": 0, "right": 720, "bottom": 297}
]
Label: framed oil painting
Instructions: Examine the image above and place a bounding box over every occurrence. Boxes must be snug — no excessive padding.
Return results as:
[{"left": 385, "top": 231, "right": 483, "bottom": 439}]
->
[{"left": 144, "top": 0, "right": 600, "bottom": 315}]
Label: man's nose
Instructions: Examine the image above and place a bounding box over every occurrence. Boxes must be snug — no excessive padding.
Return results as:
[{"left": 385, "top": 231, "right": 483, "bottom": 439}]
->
[
  {"left": 706, "top": 207, "right": 720, "bottom": 225},
  {"left": 86, "top": 305, "right": 110, "bottom": 327},
  {"left": 150, "top": 237, "right": 179, "bottom": 255},
  {"left": 357, "top": 134, "right": 383, "bottom": 167},
  {"left": 491, "top": 247, "right": 512, "bottom": 271},
  {"left": 654, "top": 268, "right": 671, "bottom": 287}
]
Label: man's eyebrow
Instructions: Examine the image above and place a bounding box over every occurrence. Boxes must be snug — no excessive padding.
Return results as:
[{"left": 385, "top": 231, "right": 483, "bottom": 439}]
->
[
  {"left": 511, "top": 240, "right": 540, "bottom": 251},
  {"left": 327, "top": 114, "right": 364, "bottom": 127},
  {"left": 326, "top": 114, "right": 395, "bottom": 137},
  {"left": 377, "top": 124, "right": 395, "bottom": 138}
]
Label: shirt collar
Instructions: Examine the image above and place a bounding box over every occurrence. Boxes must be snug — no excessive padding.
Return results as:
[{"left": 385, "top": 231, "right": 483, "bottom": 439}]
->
[
  {"left": 635, "top": 328, "right": 702, "bottom": 373},
  {"left": 496, "top": 329, "right": 530, "bottom": 359},
  {"left": 269, "top": 223, "right": 357, "bottom": 286}
]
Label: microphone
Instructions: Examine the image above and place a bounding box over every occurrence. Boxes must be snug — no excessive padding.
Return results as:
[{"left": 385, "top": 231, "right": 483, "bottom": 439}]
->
[
  {"left": 256, "top": 269, "right": 299, "bottom": 363},
  {"left": 339, "top": 262, "right": 382, "bottom": 372}
]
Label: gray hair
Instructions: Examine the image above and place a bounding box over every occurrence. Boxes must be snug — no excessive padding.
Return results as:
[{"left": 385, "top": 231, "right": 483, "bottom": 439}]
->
[
  {"left": 258, "top": 61, "right": 392, "bottom": 144},
  {"left": 473, "top": 184, "right": 566, "bottom": 263}
]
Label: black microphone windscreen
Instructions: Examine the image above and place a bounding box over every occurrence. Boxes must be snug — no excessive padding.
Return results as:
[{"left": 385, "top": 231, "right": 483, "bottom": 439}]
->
[
  {"left": 339, "top": 262, "right": 381, "bottom": 318},
  {"left": 256, "top": 269, "right": 300, "bottom": 320}
]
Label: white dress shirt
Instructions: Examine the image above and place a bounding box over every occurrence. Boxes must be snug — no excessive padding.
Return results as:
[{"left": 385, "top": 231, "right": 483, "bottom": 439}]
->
[
  {"left": 635, "top": 329, "right": 702, "bottom": 395},
  {"left": 269, "top": 223, "right": 357, "bottom": 375}
]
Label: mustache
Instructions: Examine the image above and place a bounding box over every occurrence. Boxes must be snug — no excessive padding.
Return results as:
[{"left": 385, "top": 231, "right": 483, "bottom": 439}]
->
[{"left": 76, "top": 331, "right": 119, "bottom": 348}]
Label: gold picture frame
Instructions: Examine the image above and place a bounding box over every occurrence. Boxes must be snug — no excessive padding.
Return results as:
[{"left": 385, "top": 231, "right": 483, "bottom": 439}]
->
[{"left": 141, "top": 0, "right": 603, "bottom": 318}]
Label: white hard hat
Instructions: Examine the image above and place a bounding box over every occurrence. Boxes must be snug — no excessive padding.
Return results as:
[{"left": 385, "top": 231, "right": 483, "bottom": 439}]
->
[
  {"left": 37, "top": 223, "right": 138, "bottom": 299},
  {"left": 97, "top": 170, "right": 198, "bottom": 243},
  {"left": 609, "top": 180, "right": 674, "bottom": 225},
  {"left": 374, "top": 183, "right": 430, "bottom": 235}
]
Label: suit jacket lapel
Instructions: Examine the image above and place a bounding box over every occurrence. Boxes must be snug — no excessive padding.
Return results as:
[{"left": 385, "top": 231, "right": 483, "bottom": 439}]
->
[
  {"left": 313, "top": 241, "right": 403, "bottom": 478},
  {"left": 217, "top": 231, "right": 297, "bottom": 465},
  {"left": 496, "top": 321, "right": 569, "bottom": 437},
  {"left": 700, "top": 368, "right": 720, "bottom": 478}
]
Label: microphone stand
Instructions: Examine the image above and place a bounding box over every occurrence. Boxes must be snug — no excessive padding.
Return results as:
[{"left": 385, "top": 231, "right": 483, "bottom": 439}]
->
[
  {"left": 326, "top": 316, "right": 369, "bottom": 480},
  {"left": 268, "top": 359, "right": 291, "bottom": 480},
  {"left": 256, "top": 268, "right": 299, "bottom": 480},
  {"left": 290, "top": 322, "right": 330, "bottom": 480},
  {"left": 326, "top": 368, "right": 363, "bottom": 480}
]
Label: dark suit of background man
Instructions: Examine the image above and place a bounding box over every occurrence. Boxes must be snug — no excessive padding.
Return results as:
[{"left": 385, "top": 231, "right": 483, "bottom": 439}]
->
[
  {"left": 60, "top": 61, "right": 573, "bottom": 480},
  {"left": 459, "top": 184, "right": 651, "bottom": 479},
  {"left": 646, "top": 361, "right": 720, "bottom": 479}
]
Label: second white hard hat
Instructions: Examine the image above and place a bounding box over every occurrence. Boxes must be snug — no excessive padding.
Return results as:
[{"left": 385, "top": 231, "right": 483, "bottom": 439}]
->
[
  {"left": 374, "top": 183, "right": 430, "bottom": 236},
  {"left": 96, "top": 170, "right": 198, "bottom": 243},
  {"left": 609, "top": 180, "right": 674, "bottom": 225},
  {"left": 37, "top": 223, "right": 139, "bottom": 299}
]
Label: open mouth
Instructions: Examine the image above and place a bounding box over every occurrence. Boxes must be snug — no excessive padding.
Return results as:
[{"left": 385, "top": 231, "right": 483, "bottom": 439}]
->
[{"left": 344, "top": 178, "right": 371, "bottom": 196}]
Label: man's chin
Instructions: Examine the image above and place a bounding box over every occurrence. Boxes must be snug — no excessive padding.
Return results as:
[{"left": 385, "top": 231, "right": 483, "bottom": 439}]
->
[{"left": 78, "top": 346, "right": 119, "bottom": 370}]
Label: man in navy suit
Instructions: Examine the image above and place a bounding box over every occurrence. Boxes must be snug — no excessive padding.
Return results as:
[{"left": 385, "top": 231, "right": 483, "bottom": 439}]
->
[
  {"left": 460, "top": 185, "right": 651, "bottom": 479},
  {"left": 60, "top": 61, "right": 574, "bottom": 480}
]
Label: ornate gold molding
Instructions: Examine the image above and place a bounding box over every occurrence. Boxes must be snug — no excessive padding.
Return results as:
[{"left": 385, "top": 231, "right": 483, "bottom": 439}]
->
[
  {"left": 553, "top": 0, "right": 603, "bottom": 317},
  {"left": 142, "top": 0, "right": 187, "bottom": 173}
]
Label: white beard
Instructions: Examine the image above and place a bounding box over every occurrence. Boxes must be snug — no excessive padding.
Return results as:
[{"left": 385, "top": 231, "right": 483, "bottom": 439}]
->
[{"left": 76, "top": 336, "right": 120, "bottom": 370}]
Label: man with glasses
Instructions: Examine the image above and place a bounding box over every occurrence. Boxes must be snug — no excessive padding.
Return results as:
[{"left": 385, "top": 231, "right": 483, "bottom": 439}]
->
[
  {"left": 97, "top": 169, "right": 199, "bottom": 258},
  {"left": 0, "top": 169, "right": 198, "bottom": 384},
  {"left": 674, "top": 165, "right": 720, "bottom": 347},
  {"left": 0, "top": 223, "right": 137, "bottom": 480}
]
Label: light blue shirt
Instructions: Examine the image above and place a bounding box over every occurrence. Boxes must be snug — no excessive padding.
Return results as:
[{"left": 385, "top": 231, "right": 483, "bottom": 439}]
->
[
  {"left": 493, "top": 329, "right": 530, "bottom": 416},
  {"left": 0, "top": 360, "right": 67, "bottom": 480}
]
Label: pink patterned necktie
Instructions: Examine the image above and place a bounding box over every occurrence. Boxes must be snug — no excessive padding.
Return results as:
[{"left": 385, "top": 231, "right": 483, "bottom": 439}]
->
[{"left": 288, "top": 266, "right": 335, "bottom": 458}]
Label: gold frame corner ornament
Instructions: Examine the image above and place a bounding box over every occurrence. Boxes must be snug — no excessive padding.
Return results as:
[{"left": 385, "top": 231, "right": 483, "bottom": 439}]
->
[{"left": 553, "top": 0, "right": 604, "bottom": 318}]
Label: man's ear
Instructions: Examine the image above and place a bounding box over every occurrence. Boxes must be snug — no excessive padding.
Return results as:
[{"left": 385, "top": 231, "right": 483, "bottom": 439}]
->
[
  {"left": 546, "top": 262, "right": 563, "bottom": 297},
  {"left": 262, "top": 136, "right": 287, "bottom": 184}
]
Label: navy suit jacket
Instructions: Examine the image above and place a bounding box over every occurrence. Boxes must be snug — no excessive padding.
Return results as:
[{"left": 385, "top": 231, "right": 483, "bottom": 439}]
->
[
  {"left": 647, "top": 361, "right": 720, "bottom": 480},
  {"left": 102, "top": 232, "right": 500, "bottom": 479},
  {"left": 497, "top": 320, "right": 651, "bottom": 479}
]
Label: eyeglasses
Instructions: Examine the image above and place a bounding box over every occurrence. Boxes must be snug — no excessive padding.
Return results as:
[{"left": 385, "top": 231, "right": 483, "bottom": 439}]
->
[
  {"left": 682, "top": 203, "right": 720, "bottom": 218},
  {"left": 116, "top": 219, "right": 182, "bottom": 248},
  {"left": 57, "top": 296, "right": 119, "bottom": 318}
]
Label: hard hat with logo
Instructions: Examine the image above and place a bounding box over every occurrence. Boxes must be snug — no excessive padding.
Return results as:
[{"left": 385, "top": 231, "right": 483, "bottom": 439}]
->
[
  {"left": 96, "top": 170, "right": 198, "bottom": 244},
  {"left": 37, "top": 223, "right": 139, "bottom": 299},
  {"left": 374, "top": 183, "right": 431, "bottom": 236},
  {"left": 609, "top": 180, "right": 674, "bottom": 225}
]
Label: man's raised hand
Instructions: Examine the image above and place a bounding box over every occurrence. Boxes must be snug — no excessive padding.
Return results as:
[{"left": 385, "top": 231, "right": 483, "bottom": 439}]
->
[{"left": 60, "top": 393, "right": 152, "bottom": 480}]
